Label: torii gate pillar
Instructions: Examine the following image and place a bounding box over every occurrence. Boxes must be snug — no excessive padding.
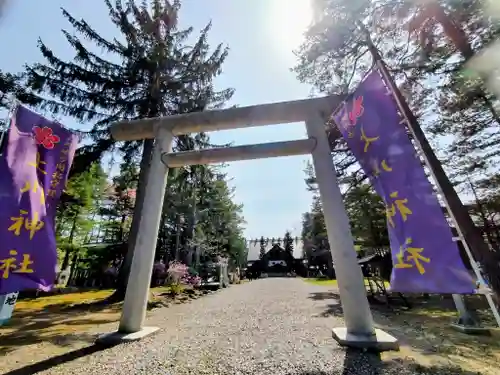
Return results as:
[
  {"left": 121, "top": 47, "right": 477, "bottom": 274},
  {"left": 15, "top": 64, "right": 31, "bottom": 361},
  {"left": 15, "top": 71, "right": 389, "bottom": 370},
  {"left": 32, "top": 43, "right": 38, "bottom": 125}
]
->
[{"left": 96, "top": 96, "right": 398, "bottom": 351}]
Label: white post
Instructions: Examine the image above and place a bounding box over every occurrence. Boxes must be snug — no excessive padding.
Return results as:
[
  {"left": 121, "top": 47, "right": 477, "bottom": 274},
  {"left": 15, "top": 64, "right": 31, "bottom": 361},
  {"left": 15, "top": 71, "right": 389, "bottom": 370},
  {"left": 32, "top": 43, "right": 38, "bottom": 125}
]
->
[
  {"left": 305, "top": 114, "right": 398, "bottom": 350},
  {"left": 118, "top": 128, "right": 174, "bottom": 334}
]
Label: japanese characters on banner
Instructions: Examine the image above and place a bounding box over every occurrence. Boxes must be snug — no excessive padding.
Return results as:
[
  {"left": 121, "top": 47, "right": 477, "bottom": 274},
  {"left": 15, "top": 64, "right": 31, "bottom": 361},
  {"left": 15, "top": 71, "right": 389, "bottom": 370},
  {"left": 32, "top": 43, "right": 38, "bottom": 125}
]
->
[
  {"left": 333, "top": 71, "right": 474, "bottom": 293},
  {"left": 0, "top": 105, "right": 78, "bottom": 295}
]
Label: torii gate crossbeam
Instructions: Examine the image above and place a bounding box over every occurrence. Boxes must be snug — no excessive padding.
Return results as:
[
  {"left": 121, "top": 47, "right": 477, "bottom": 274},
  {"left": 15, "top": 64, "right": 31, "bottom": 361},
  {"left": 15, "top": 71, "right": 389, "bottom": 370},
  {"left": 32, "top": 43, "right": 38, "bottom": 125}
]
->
[{"left": 97, "top": 95, "right": 398, "bottom": 351}]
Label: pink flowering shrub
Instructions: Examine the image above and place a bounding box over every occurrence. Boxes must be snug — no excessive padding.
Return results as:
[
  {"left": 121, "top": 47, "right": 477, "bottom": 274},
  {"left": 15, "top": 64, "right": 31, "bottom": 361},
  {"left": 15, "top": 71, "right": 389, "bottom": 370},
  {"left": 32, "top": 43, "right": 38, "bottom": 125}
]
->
[
  {"left": 167, "top": 261, "right": 188, "bottom": 285},
  {"left": 166, "top": 261, "right": 202, "bottom": 288},
  {"left": 183, "top": 275, "right": 202, "bottom": 287}
]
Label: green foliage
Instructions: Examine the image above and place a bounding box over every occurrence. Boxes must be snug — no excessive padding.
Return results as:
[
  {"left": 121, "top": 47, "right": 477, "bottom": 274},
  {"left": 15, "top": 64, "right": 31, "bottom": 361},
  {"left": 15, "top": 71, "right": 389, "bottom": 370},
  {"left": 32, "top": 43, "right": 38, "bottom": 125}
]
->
[
  {"left": 56, "top": 164, "right": 107, "bottom": 267},
  {"left": 301, "top": 195, "right": 330, "bottom": 263},
  {"left": 295, "top": 0, "right": 500, "bottom": 291},
  {"left": 296, "top": 0, "right": 500, "bottom": 186},
  {"left": 0, "top": 71, "right": 41, "bottom": 115},
  {"left": 25, "top": 0, "right": 234, "bottom": 171},
  {"left": 15, "top": 0, "right": 246, "bottom": 288},
  {"left": 344, "top": 184, "right": 389, "bottom": 249},
  {"left": 259, "top": 236, "right": 266, "bottom": 259},
  {"left": 283, "top": 230, "right": 294, "bottom": 256},
  {"left": 422, "top": 2, "right": 500, "bottom": 185}
]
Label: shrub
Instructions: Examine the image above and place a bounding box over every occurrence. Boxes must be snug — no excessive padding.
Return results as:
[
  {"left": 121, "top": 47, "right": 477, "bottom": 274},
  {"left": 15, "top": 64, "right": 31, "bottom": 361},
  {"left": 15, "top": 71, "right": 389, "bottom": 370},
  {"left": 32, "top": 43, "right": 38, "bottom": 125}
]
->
[
  {"left": 183, "top": 275, "right": 202, "bottom": 287},
  {"left": 167, "top": 261, "right": 188, "bottom": 285},
  {"left": 167, "top": 261, "right": 202, "bottom": 288}
]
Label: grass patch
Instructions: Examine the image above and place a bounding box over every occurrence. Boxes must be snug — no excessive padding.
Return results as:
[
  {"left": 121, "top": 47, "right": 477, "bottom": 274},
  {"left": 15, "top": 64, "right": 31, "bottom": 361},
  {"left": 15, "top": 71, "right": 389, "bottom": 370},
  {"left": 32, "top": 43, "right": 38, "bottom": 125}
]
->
[
  {"left": 304, "top": 277, "right": 390, "bottom": 288},
  {"left": 304, "top": 278, "right": 339, "bottom": 286},
  {"left": 379, "top": 299, "right": 500, "bottom": 375},
  {"left": 16, "top": 289, "right": 115, "bottom": 312},
  {"left": 16, "top": 285, "right": 174, "bottom": 313},
  {"left": 308, "top": 287, "right": 499, "bottom": 375},
  {"left": 0, "top": 284, "right": 191, "bottom": 360}
]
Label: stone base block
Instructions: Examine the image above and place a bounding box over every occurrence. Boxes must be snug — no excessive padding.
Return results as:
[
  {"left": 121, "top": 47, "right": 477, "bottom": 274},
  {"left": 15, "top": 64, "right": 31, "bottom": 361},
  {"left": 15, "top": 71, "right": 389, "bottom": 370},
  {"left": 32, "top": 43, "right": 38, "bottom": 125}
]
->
[
  {"left": 96, "top": 326, "right": 160, "bottom": 346},
  {"left": 332, "top": 327, "right": 399, "bottom": 352},
  {"left": 450, "top": 323, "right": 490, "bottom": 335}
]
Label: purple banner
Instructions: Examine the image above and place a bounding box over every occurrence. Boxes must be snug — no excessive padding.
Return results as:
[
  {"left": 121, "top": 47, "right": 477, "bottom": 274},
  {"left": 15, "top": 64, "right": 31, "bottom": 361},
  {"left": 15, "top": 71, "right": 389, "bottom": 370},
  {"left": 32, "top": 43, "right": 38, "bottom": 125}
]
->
[
  {"left": 333, "top": 71, "right": 474, "bottom": 293},
  {"left": 0, "top": 105, "right": 78, "bottom": 294}
]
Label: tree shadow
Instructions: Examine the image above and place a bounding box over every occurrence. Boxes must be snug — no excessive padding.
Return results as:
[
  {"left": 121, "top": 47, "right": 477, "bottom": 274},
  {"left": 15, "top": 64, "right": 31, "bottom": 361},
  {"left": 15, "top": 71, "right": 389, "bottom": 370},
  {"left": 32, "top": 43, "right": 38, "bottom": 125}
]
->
[
  {"left": 310, "top": 292, "right": 344, "bottom": 317},
  {"left": 0, "top": 306, "right": 122, "bottom": 355},
  {"left": 309, "top": 290, "right": 499, "bottom": 372},
  {"left": 1, "top": 342, "right": 117, "bottom": 375},
  {"left": 1, "top": 286, "right": 208, "bottom": 357},
  {"left": 297, "top": 348, "right": 484, "bottom": 374}
]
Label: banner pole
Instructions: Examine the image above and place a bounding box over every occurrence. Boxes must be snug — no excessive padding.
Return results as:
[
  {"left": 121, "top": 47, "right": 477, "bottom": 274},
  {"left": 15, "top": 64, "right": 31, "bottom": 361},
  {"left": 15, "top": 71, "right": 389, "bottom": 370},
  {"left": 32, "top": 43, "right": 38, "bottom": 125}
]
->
[{"left": 357, "top": 23, "right": 500, "bottom": 327}]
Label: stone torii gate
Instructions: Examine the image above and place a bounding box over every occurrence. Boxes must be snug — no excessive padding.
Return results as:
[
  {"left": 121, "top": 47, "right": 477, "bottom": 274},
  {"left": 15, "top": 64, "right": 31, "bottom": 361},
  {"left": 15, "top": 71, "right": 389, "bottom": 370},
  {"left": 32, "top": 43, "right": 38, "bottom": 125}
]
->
[{"left": 97, "top": 95, "right": 398, "bottom": 351}]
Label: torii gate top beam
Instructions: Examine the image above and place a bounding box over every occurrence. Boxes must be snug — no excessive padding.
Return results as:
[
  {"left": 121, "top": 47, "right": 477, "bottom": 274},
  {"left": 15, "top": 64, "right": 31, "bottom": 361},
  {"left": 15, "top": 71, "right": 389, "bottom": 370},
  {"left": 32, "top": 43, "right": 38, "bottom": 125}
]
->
[{"left": 110, "top": 95, "right": 342, "bottom": 141}]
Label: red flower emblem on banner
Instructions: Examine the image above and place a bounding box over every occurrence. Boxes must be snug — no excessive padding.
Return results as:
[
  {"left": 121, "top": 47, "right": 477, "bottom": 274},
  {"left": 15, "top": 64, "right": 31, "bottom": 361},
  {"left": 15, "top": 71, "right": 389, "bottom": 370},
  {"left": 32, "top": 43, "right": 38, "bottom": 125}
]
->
[
  {"left": 339, "top": 96, "right": 365, "bottom": 131},
  {"left": 348, "top": 96, "right": 364, "bottom": 125},
  {"left": 33, "top": 126, "right": 60, "bottom": 150}
]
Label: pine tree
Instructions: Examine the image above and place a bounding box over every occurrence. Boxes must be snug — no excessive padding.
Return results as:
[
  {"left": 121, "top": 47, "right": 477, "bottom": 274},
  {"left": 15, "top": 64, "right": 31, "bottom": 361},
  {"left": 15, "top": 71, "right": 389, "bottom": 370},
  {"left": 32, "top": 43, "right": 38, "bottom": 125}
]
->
[
  {"left": 25, "top": 0, "right": 234, "bottom": 298},
  {"left": 259, "top": 236, "right": 266, "bottom": 260},
  {"left": 283, "top": 230, "right": 294, "bottom": 257},
  {"left": 56, "top": 163, "right": 107, "bottom": 275},
  {"left": 296, "top": 0, "right": 500, "bottom": 300},
  {"left": 343, "top": 184, "right": 388, "bottom": 250},
  {"left": 0, "top": 72, "right": 41, "bottom": 144},
  {"left": 417, "top": 1, "right": 500, "bottom": 185},
  {"left": 301, "top": 194, "right": 332, "bottom": 271}
]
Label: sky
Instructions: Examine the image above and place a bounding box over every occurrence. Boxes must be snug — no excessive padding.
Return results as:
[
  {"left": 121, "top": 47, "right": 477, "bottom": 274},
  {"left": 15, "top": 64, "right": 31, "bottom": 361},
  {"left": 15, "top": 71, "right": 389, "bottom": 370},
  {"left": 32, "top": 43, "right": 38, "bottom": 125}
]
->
[{"left": 0, "top": 0, "right": 318, "bottom": 241}]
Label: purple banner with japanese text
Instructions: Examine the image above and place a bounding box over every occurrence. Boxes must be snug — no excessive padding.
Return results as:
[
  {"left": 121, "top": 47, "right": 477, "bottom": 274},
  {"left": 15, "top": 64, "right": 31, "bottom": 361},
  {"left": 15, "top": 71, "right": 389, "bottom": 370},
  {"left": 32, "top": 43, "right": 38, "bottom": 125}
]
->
[
  {"left": 0, "top": 105, "right": 78, "bottom": 294},
  {"left": 333, "top": 71, "right": 474, "bottom": 293}
]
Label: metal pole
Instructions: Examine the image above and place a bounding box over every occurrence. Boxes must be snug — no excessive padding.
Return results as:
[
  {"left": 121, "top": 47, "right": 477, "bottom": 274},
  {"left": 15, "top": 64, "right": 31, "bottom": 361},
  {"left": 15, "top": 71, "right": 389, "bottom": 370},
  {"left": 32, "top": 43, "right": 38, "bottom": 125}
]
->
[
  {"left": 118, "top": 128, "right": 174, "bottom": 333},
  {"left": 362, "top": 30, "right": 500, "bottom": 327}
]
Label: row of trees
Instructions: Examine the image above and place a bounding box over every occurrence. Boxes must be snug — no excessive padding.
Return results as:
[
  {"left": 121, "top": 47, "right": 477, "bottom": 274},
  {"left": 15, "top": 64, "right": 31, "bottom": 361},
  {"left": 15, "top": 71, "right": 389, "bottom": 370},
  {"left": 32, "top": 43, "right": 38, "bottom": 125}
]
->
[
  {"left": 0, "top": 0, "right": 247, "bottom": 295},
  {"left": 301, "top": 167, "right": 388, "bottom": 270},
  {"left": 257, "top": 231, "right": 296, "bottom": 259},
  {"left": 297, "top": 0, "right": 500, "bottom": 298}
]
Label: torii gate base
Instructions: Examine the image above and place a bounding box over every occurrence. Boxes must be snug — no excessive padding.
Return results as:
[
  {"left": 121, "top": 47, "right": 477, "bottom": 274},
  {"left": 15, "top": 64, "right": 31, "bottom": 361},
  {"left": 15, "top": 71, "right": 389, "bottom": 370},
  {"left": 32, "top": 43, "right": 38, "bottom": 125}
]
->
[{"left": 96, "top": 96, "right": 399, "bottom": 351}]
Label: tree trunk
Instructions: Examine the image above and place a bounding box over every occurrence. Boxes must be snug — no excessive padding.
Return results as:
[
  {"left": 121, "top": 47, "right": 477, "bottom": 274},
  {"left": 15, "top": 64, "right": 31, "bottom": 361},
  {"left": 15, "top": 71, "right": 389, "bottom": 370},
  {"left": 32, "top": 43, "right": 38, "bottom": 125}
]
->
[
  {"left": 118, "top": 213, "right": 127, "bottom": 242},
  {"left": 61, "top": 214, "right": 78, "bottom": 270},
  {"left": 174, "top": 218, "right": 181, "bottom": 261},
  {"left": 67, "top": 253, "right": 79, "bottom": 286},
  {"left": 111, "top": 139, "right": 154, "bottom": 300}
]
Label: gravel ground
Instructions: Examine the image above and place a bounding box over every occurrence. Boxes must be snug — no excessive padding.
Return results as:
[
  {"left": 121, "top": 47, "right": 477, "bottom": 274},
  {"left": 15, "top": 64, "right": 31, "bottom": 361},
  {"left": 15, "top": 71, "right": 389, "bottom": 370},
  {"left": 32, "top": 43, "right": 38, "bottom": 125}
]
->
[{"left": 4, "top": 279, "right": 473, "bottom": 375}]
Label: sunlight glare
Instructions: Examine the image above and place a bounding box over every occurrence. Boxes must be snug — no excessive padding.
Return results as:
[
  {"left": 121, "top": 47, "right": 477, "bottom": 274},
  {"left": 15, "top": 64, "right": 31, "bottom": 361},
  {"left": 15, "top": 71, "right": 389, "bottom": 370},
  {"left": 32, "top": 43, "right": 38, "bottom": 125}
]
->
[{"left": 267, "top": 0, "right": 314, "bottom": 51}]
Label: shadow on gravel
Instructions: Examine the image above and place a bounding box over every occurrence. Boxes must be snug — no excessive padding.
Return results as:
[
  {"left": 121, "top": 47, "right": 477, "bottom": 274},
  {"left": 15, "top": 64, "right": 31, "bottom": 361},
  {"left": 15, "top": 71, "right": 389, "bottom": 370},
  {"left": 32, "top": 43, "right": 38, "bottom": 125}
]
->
[
  {"left": 297, "top": 348, "right": 482, "bottom": 375},
  {"left": 308, "top": 290, "right": 496, "bottom": 373},
  {"left": 1, "top": 343, "right": 117, "bottom": 375},
  {"left": 309, "top": 291, "right": 343, "bottom": 317}
]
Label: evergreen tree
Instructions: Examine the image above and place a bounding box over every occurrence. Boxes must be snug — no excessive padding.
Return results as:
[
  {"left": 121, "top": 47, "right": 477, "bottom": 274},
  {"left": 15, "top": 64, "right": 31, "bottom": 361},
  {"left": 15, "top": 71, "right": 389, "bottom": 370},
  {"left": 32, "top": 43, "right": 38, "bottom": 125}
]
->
[
  {"left": 295, "top": 0, "right": 500, "bottom": 300},
  {"left": 56, "top": 163, "right": 107, "bottom": 273},
  {"left": 283, "top": 230, "right": 294, "bottom": 257},
  {"left": 415, "top": 1, "right": 500, "bottom": 185},
  {"left": 0, "top": 72, "right": 41, "bottom": 148},
  {"left": 25, "top": 0, "right": 234, "bottom": 298},
  {"left": 99, "top": 161, "right": 138, "bottom": 243},
  {"left": 343, "top": 184, "right": 389, "bottom": 250},
  {"left": 0, "top": 72, "right": 40, "bottom": 110},
  {"left": 301, "top": 195, "right": 332, "bottom": 271},
  {"left": 259, "top": 236, "right": 266, "bottom": 259}
]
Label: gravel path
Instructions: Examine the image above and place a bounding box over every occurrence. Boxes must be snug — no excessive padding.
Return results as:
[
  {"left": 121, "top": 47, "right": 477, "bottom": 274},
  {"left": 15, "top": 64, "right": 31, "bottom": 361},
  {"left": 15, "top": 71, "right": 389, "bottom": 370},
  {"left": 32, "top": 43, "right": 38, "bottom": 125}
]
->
[{"left": 8, "top": 279, "right": 467, "bottom": 375}]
